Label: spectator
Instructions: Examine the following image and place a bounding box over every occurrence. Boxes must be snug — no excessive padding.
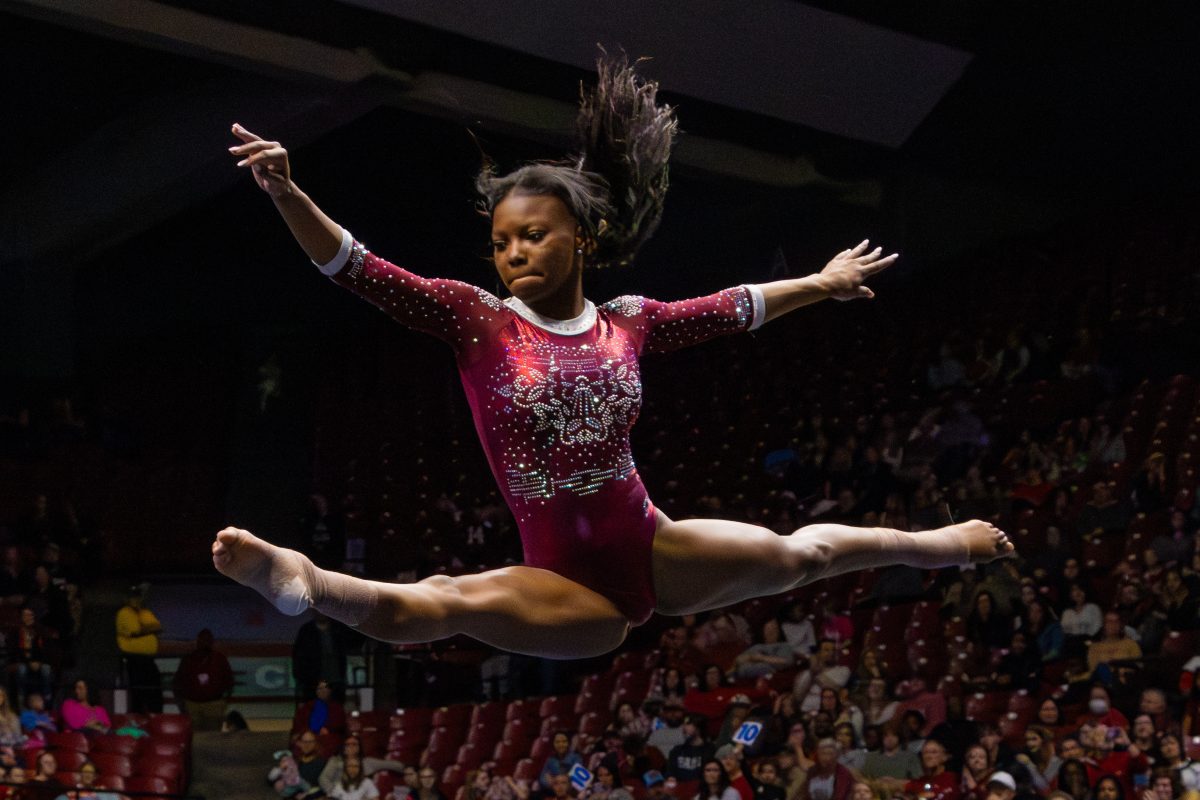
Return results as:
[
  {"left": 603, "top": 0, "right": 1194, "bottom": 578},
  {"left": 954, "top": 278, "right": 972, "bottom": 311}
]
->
[
  {"left": 293, "top": 612, "right": 354, "bottom": 702},
  {"left": 61, "top": 679, "right": 110, "bottom": 733},
  {"left": 1078, "top": 686, "right": 1131, "bottom": 730},
  {"left": 115, "top": 584, "right": 163, "bottom": 713},
  {"left": 19, "top": 693, "right": 55, "bottom": 745},
  {"left": 1080, "top": 723, "right": 1147, "bottom": 799},
  {"left": 648, "top": 700, "right": 688, "bottom": 759},
  {"left": 1088, "top": 422, "right": 1126, "bottom": 466},
  {"left": 992, "top": 630, "right": 1042, "bottom": 692},
  {"left": 1132, "top": 454, "right": 1168, "bottom": 514},
  {"left": 715, "top": 695, "right": 754, "bottom": 750},
  {"left": 1060, "top": 584, "right": 1103, "bottom": 641},
  {"left": 318, "top": 733, "right": 406, "bottom": 795},
  {"left": 983, "top": 772, "right": 1017, "bottom": 800},
  {"left": 1021, "top": 599, "right": 1064, "bottom": 662},
  {"left": 269, "top": 748, "right": 312, "bottom": 798},
  {"left": 31, "top": 750, "right": 63, "bottom": 790},
  {"left": 667, "top": 716, "right": 712, "bottom": 782},
  {"left": 1076, "top": 483, "right": 1132, "bottom": 540},
  {"left": 1138, "top": 690, "right": 1172, "bottom": 733},
  {"left": 1093, "top": 775, "right": 1126, "bottom": 800},
  {"left": 862, "top": 724, "right": 921, "bottom": 798},
  {"left": 1037, "top": 698, "right": 1065, "bottom": 731},
  {"left": 326, "top": 757, "right": 379, "bottom": 800},
  {"left": 750, "top": 761, "right": 786, "bottom": 800},
  {"left": 650, "top": 668, "right": 688, "bottom": 706},
  {"left": 1131, "top": 715, "right": 1158, "bottom": 755},
  {"left": 903, "top": 738, "right": 962, "bottom": 800},
  {"left": 415, "top": 766, "right": 447, "bottom": 800},
  {"left": 549, "top": 774, "right": 576, "bottom": 800},
  {"left": 1146, "top": 771, "right": 1176, "bottom": 800},
  {"left": 803, "top": 739, "right": 854, "bottom": 800},
  {"left": 1053, "top": 759, "right": 1090, "bottom": 800},
  {"left": 716, "top": 743, "right": 753, "bottom": 800},
  {"left": 173, "top": 628, "right": 235, "bottom": 732},
  {"left": 860, "top": 678, "right": 898, "bottom": 728},
  {"left": 1158, "top": 734, "right": 1200, "bottom": 791},
  {"left": 541, "top": 731, "right": 583, "bottom": 792},
  {"left": 962, "top": 743, "right": 995, "bottom": 800},
  {"left": 58, "top": 759, "right": 122, "bottom": 800},
  {"left": 834, "top": 723, "right": 864, "bottom": 772},
  {"left": 10, "top": 606, "right": 55, "bottom": 705},
  {"left": 1158, "top": 570, "right": 1198, "bottom": 631},
  {"left": 292, "top": 679, "right": 347, "bottom": 740},
  {"left": 1084, "top": 613, "right": 1142, "bottom": 680},
  {"left": 0, "top": 688, "right": 24, "bottom": 751},
  {"left": 695, "top": 758, "right": 740, "bottom": 800},
  {"left": 793, "top": 640, "right": 851, "bottom": 714},
  {"left": 1151, "top": 512, "right": 1194, "bottom": 568},
  {"left": 615, "top": 701, "right": 651, "bottom": 740},
  {"left": 781, "top": 602, "right": 816, "bottom": 657},
  {"left": 1015, "top": 726, "right": 1062, "bottom": 794},
  {"left": 731, "top": 620, "right": 794, "bottom": 681},
  {"left": 292, "top": 730, "right": 328, "bottom": 789}
]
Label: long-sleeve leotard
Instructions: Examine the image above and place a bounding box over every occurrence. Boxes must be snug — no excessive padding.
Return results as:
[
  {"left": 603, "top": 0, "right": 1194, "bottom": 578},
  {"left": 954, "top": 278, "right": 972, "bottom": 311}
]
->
[{"left": 319, "top": 228, "right": 764, "bottom": 623}]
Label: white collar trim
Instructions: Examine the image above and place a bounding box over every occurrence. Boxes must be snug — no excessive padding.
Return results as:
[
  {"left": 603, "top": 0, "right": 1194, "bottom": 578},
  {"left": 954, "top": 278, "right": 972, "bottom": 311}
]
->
[{"left": 503, "top": 296, "right": 596, "bottom": 335}]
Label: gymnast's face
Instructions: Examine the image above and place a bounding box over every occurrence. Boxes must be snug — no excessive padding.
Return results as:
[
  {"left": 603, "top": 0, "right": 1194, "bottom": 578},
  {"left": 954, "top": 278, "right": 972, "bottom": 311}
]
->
[{"left": 491, "top": 192, "right": 584, "bottom": 312}]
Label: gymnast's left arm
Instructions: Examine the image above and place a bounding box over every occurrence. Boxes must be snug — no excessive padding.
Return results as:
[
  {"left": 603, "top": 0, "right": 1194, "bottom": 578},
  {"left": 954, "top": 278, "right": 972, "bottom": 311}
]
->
[{"left": 756, "top": 239, "right": 898, "bottom": 325}]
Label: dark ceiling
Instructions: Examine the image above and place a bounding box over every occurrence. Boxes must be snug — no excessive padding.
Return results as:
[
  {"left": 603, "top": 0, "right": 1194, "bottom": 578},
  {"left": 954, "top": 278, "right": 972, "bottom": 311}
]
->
[{"left": 1, "top": 0, "right": 1197, "bottom": 274}]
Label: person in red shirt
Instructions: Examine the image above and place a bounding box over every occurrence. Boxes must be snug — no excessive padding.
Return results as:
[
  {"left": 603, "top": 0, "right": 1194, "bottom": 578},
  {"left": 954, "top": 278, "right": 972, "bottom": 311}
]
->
[
  {"left": 173, "top": 628, "right": 235, "bottom": 731},
  {"left": 904, "top": 739, "right": 962, "bottom": 800},
  {"left": 716, "top": 745, "right": 753, "bottom": 800}
]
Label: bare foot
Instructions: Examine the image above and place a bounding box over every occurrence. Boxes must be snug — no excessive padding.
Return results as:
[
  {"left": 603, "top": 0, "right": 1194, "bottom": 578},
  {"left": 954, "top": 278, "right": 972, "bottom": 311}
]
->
[
  {"left": 212, "top": 526, "right": 313, "bottom": 615},
  {"left": 952, "top": 519, "right": 1014, "bottom": 563}
]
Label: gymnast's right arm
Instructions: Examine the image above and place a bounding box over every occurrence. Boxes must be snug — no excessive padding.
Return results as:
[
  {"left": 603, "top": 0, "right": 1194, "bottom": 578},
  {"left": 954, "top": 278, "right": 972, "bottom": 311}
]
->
[{"left": 228, "top": 123, "right": 506, "bottom": 348}]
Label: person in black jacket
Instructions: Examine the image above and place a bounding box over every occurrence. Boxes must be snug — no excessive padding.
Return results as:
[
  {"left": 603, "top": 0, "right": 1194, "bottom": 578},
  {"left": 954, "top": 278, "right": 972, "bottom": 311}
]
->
[{"left": 292, "top": 612, "right": 357, "bottom": 702}]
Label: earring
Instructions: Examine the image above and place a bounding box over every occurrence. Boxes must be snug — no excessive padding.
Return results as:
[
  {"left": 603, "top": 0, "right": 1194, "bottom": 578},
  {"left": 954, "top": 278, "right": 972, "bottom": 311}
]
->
[{"left": 576, "top": 248, "right": 583, "bottom": 255}]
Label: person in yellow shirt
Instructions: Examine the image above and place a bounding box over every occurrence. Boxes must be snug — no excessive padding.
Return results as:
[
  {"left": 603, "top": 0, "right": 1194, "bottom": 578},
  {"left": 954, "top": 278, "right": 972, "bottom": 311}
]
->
[{"left": 116, "top": 584, "right": 163, "bottom": 713}]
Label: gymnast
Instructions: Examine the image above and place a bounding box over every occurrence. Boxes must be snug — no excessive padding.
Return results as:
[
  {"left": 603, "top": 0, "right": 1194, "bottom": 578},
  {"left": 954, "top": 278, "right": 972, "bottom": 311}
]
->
[{"left": 215, "top": 54, "right": 1013, "bottom": 659}]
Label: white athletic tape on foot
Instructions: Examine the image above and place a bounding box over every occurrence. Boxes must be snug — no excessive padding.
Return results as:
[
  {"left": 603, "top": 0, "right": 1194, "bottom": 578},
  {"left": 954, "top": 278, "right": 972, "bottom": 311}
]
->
[{"left": 274, "top": 575, "right": 312, "bottom": 616}]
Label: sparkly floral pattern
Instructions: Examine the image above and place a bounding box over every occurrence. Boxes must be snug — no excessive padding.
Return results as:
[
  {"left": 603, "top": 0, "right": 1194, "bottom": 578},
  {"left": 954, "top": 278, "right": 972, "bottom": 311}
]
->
[{"left": 329, "top": 243, "right": 756, "bottom": 623}]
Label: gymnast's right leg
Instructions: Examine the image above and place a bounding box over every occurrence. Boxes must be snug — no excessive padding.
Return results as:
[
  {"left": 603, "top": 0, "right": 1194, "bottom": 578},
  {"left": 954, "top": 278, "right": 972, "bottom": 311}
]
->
[{"left": 212, "top": 527, "right": 629, "bottom": 659}]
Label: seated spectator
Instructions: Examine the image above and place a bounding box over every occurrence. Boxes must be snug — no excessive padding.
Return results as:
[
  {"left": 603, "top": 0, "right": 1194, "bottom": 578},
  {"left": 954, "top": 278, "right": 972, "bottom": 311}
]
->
[
  {"left": 716, "top": 744, "right": 753, "bottom": 800},
  {"left": 695, "top": 758, "right": 740, "bottom": 800},
  {"left": 1053, "top": 759, "right": 1091, "bottom": 800},
  {"left": 291, "top": 679, "right": 346, "bottom": 740},
  {"left": 1151, "top": 512, "right": 1194, "bottom": 567},
  {"left": 895, "top": 679, "right": 946, "bottom": 736},
  {"left": 1078, "top": 686, "right": 1131, "bottom": 730},
  {"left": 327, "top": 756, "right": 380, "bottom": 800},
  {"left": 1080, "top": 723, "right": 1147, "bottom": 798},
  {"left": 903, "top": 739, "right": 961, "bottom": 800},
  {"left": 1130, "top": 715, "right": 1158, "bottom": 755},
  {"left": 615, "top": 701, "right": 651, "bottom": 740},
  {"left": 693, "top": 611, "right": 752, "bottom": 652},
  {"left": 1138, "top": 689, "right": 1172, "bottom": 733},
  {"left": 415, "top": 766, "right": 448, "bottom": 800},
  {"left": 1157, "top": 569, "right": 1198, "bottom": 630},
  {"left": 1020, "top": 599, "right": 1064, "bottom": 662},
  {"left": 750, "top": 760, "right": 785, "bottom": 800},
  {"left": 667, "top": 715, "right": 713, "bottom": 782},
  {"left": 1076, "top": 483, "right": 1131, "bottom": 539},
  {"left": 174, "top": 628, "right": 235, "bottom": 732},
  {"left": 962, "top": 743, "right": 995, "bottom": 800},
  {"left": 31, "top": 750, "right": 63, "bottom": 789},
  {"left": 1060, "top": 584, "right": 1102, "bottom": 642},
  {"left": 10, "top": 607, "right": 55, "bottom": 704},
  {"left": 803, "top": 739, "right": 854, "bottom": 800},
  {"left": 991, "top": 630, "right": 1042, "bottom": 692},
  {"left": 269, "top": 748, "right": 312, "bottom": 797},
  {"left": 541, "top": 731, "right": 583, "bottom": 792},
  {"left": 781, "top": 602, "right": 816, "bottom": 657},
  {"left": 834, "top": 723, "right": 865, "bottom": 772},
  {"left": 648, "top": 700, "right": 688, "bottom": 759},
  {"left": 731, "top": 620, "right": 794, "bottom": 681},
  {"left": 0, "top": 689, "right": 25, "bottom": 750},
  {"left": 1147, "top": 770, "right": 1177, "bottom": 800},
  {"left": 1092, "top": 774, "right": 1127, "bottom": 800},
  {"left": 589, "top": 759, "right": 621, "bottom": 800},
  {"left": 1157, "top": 733, "right": 1200, "bottom": 791},
  {"left": 318, "top": 734, "right": 406, "bottom": 796},
  {"left": 19, "top": 693, "right": 55, "bottom": 745},
  {"left": 982, "top": 772, "right": 1017, "bottom": 800},
  {"left": 650, "top": 668, "right": 688, "bottom": 706},
  {"left": 793, "top": 640, "right": 851, "bottom": 714},
  {"left": 1014, "top": 725, "right": 1062, "bottom": 794},
  {"left": 292, "top": 730, "right": 327, "bottom": 790},
  {"left": 56, "top": 759, "right": 122, "bottom": 800},
  {"left": 862, "top": 724, "right": 921, "bottom": 798},
  {"left": 855, "top": 649, "right": 889, "bottom": 686},
  {"left": 859, "top": 678, "right": 898, "bottom": 728},
  {"left": 60, "top": 679, "right": 110, "bottom": 734},
  {"left": 1132, "top": 453, "right": 1168, "bottom": 514}
]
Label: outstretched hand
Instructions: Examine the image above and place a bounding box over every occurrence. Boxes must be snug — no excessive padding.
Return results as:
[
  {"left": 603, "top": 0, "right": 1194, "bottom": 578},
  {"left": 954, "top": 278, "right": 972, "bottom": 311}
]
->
[
  {"left": 820, "top": 239, "right": 897, "bottom": 301},
  {"left": 228, "top": 123, "right": 293, "bottom": 198}
]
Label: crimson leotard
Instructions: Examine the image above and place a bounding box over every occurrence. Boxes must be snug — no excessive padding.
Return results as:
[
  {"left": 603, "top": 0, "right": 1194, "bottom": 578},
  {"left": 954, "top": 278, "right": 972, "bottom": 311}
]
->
[{"left": 320, "top": 230, "right": 764, "bottom": 624}]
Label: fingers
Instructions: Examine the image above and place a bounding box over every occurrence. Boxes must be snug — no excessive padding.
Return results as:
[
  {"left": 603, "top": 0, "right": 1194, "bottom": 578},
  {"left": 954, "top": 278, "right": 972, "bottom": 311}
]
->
[
  {"left": 230, "top": 123, "right": 263, "bottom": 143},
  {"left": 848, "top": 239, "right": 870, "bottom": 257},
  {"left": 859, "top": 252, "right": 899, "bottom": 276},
  {"left": 238, "top": 147, "right": 286, "bottom": 168}
]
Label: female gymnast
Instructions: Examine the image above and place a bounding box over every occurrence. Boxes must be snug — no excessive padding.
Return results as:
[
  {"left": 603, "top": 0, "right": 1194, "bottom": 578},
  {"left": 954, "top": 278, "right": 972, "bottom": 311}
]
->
[{"left": 215, "top": 55, "right": 1013, "bottom": 659}]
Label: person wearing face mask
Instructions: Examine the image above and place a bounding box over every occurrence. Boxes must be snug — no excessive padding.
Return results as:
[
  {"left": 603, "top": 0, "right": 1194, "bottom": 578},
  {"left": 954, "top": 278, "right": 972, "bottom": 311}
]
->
[{"left": 1079, "top": 685, "right": 1131, "bottom": 730}]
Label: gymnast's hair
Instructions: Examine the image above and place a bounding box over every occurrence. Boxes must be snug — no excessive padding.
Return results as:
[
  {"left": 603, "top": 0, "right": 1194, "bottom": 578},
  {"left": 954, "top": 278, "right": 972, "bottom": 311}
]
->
[{"left": 476, "top": 50, "right": 678, "bottom": 269}]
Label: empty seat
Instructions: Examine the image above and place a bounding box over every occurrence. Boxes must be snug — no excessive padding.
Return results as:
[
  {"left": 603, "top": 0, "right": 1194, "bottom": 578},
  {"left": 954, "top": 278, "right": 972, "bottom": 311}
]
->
[
  {"left": 47, "top": 731, "right": 90, "bottom": 753},
  {"left": 91, "top": 752, "right": 133, "bottom": 778}
]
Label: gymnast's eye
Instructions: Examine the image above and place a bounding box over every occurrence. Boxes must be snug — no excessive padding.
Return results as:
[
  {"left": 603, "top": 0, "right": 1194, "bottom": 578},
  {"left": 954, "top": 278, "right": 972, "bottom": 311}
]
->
[
  {"left": 491, "top": 241, "right": 506, "bottom": 251},
  {"left": 525, "top": 230, "right": 545, "bottom": 241}
]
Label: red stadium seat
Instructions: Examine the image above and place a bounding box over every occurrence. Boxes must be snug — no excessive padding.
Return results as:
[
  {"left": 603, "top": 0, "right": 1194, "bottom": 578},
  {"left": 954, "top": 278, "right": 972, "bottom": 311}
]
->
[
  {"left": 1007, "top": 690, "right": 1038, "bottom": 720},
  {"left": 47, "top": 731, "right": 90, "bottom": 753},
  {"left": 539, "top": 695, "right": 578, "bottom": 720},
  {"left": 578, "top": 711, "right": 610, "bottom": 738},
  {"left": 456, "top": 742, "right": 485, "bottom": 771},
  {"left": 51, "top": 749, "right": 90, "bottom": 771},
  {"left": 98, "top": 774, "right": 126, "bottom": 791},
  {"left": 530, "top": 735, "right": 553, "bottom": 763},
  {"left": 513, "top": 758, "right": 538, "bottom": 784},
  {"left": 574, "top": 689, "right": 609, "bottom": 716},
  {"left": 492, "top": 740, "right": 524, "bottom": 772},
  {"left": 506, "top": 699, "right": 538, "bottom": 723},
  {"left": 91, "top": 733, "right": 141, "bottom": 757},
  {"left": 502, "top": 717, "right": 536, "bottom": 748},
  {"left": 421, "top": 727, "right": 462, "bottom": 773},
  {"left": 467, "top": 720, "right": 504, "bottom": 752},
  {"left": 376, "top": 771, "right": 399, "bottom": 798},
  {"left": 125, "top": 775, "right": 171, "bottom": 799},
  {"left": 470, "top": 701, "right": 507, "bottom": 730},
  {"left": 135, "top": 755, "right": 183, "bottom": 794},
  {"left": 147, "top": 713, "right": 192, "bottom": 739},
  {"left": 432, "top": 704, "right": 472, "bottom": 735},
  {"left": 443, "top": 763, "right": 466, "bottom": 797},
  {"left": 91, "top": 752, "right": 133, "bottom": 778},
  {"left": 391, "top": 707, "right": 434, "bottom": 734}
]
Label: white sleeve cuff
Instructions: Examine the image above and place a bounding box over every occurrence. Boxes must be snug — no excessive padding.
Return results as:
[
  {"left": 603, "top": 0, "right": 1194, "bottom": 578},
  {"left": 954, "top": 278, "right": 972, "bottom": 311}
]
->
[
  {"left": 744, "top": 284, "right": 766, "bottom": 331},
  {"left": 314, "top": 227, "right": 354, "bottom": 276}
]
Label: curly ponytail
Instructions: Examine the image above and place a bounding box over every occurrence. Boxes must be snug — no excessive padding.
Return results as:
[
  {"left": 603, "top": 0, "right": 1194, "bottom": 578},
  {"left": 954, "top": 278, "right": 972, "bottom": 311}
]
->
[{"left": 476, "top": 51, "right": 677, "bottom": 269}]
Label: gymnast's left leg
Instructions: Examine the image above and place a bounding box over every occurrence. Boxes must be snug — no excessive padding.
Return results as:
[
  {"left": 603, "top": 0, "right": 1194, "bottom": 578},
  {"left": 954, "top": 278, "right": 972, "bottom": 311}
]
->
[{"left": 651, "top": 513, "right": 1013, "bottom": 616}]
